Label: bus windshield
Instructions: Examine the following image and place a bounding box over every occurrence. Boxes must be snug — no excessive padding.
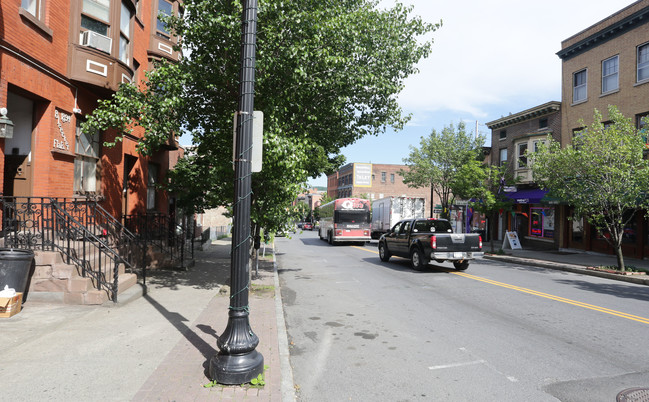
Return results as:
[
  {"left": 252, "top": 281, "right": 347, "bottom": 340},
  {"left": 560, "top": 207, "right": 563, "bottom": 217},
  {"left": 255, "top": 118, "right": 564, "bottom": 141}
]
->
[{"left": 334, "top": 209, "right": 370, "bottom": 224}]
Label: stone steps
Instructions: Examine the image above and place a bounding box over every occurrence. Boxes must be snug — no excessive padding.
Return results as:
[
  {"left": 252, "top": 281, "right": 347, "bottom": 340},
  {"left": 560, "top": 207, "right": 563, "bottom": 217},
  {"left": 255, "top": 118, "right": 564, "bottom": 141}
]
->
[{"left": 27, "top": 250, "right": 139, "bottom": 305}]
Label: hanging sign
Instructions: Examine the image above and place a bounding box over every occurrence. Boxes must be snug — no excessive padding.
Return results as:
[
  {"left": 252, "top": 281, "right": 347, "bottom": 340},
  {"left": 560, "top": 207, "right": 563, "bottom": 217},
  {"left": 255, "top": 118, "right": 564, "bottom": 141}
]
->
[{"left": 53, "top": 110, "right": 71, "bottom": 151}]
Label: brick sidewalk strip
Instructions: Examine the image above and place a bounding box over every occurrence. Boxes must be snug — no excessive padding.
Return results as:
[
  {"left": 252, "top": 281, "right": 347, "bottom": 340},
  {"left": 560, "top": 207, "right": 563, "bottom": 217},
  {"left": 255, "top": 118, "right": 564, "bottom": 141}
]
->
[{"left": 133, "top": 251, "right": 282, "bottom": 401}]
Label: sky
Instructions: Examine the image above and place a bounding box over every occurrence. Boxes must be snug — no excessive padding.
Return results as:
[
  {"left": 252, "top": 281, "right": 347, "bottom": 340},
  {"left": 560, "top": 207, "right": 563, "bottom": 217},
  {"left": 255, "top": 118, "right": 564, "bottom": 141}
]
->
[
  {"left": 177, "top": 1, "right": 639, "bottom": 187},
  {"left": 304, "top": 0, "right": 639, "bottom": 187}
]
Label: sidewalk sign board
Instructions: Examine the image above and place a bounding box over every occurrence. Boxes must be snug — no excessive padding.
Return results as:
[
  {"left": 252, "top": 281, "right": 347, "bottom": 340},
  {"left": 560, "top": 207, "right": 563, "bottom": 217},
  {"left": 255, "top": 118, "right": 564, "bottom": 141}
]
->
[{"left": 503, "top": 231, "right": 522, "bottom": 250}]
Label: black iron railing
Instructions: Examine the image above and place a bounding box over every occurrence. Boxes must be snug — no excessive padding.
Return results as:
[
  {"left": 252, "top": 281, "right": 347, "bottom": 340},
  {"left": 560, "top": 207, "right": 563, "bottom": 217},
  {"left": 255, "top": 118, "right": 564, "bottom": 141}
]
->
[
  {"left": 0, "top": 197, "right": 194, "bottom": 301},
  {"left": 51, "top": 201, "right": 123, "bottom": 301},
  {"left": 123, "top": 212, "right": 194, "bottom": 270}
]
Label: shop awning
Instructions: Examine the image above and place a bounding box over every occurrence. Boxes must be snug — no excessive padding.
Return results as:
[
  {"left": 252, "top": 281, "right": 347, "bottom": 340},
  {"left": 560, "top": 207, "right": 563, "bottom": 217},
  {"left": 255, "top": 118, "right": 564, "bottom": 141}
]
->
[{"left": 504, "top": 189, "right": 548, "bottom": 204}]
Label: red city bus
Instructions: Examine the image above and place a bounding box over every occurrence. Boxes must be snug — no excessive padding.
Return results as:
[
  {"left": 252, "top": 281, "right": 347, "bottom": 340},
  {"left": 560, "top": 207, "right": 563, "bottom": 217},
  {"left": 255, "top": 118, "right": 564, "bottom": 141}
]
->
[{"left": 318, "top": 198, "right": 371, "bottom": 245}]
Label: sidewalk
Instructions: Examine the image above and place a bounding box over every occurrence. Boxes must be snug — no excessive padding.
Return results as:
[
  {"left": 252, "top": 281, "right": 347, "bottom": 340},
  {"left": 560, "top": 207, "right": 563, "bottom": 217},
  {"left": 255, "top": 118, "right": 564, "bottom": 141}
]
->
[
  {"left": 0, "top": 238, "right": 294, "bottom": 401},
  {"left": 484, "top": 245, "right": 649, "bottom": 286}
]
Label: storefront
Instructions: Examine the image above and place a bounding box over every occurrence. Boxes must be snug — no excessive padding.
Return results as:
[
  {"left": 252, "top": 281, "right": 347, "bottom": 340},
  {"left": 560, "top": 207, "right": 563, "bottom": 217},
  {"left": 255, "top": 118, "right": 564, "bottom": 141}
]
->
[
  {"left": 564, "top": 207, "right": 646, "bottom": 259},
  {"left": 504, "top": 188, "right": 559, "bottom": 249}
]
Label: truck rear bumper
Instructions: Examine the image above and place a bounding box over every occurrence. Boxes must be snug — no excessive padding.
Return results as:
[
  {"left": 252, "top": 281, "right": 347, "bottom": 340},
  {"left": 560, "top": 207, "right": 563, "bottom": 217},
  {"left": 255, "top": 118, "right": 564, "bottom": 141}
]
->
[{"left": 430, "top": 251, "right": 484, "bottom": 260}]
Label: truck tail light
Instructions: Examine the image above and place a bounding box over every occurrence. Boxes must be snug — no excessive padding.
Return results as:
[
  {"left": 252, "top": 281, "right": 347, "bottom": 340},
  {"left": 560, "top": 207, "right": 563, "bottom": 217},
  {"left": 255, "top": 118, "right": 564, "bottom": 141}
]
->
[
  {"left": 479, "top": 236, "right": 483, "bottom": 249},
  {"left": 430, "top": 235, "right": 437, "bottom": 250}
]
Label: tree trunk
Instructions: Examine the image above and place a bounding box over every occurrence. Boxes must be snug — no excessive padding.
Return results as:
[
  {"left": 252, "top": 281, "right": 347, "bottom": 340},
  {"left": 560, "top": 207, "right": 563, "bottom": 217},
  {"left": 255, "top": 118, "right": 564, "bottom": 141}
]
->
[
  {"left": 430, "top": 185, "right": 434, "bottom": 218},
  {"left": 490, "top": 211, "right": 497, "bottom": 253},
  {"left": 614, "top": 239, "right": 625, "bottom": 272}
]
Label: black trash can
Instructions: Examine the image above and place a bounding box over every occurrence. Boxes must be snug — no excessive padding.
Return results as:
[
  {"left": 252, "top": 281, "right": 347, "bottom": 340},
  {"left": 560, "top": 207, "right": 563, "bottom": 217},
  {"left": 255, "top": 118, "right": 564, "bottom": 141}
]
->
[{"left": 0, "top": 248, "right": 35, "bottom": 300}]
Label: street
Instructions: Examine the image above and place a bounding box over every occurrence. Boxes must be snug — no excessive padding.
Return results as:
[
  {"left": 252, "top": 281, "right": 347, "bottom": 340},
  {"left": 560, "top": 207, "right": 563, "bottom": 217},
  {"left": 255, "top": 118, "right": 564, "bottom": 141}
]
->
[{"left": 277, "top": 230, "right": 649, "bottom": 402}]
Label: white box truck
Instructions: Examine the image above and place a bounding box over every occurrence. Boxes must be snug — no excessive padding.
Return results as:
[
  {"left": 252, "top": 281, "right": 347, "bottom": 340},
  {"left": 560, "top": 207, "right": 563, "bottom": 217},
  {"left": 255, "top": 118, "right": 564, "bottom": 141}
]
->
[{"left": 371, "top": 196, "right": 426, "bottom": 239}]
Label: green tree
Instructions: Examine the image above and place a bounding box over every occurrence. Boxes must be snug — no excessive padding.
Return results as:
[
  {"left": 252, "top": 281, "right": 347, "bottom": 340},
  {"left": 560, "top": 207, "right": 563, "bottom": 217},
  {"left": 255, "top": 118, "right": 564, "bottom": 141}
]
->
[
  {"left": 400, "top": 122, "right": 485, "bottom": 219},
  {"left": 454, "top": 161, "right": 516, "bottom": 252},
  {"left": 83, "top": 0, "right": 440, "bottom": 237},
  {"left": 531, "top": 105, "right": 649, "bottom": 271}
]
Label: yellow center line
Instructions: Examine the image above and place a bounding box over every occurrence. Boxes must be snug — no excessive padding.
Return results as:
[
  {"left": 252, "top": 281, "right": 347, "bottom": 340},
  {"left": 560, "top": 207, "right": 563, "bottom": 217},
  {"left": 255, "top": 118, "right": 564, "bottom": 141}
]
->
[
  {"left": 352, "top": 246, "right": 649, "bottom": 325},
  {"left": 453, "top": 272, "right": 649, "bottom": 325}
]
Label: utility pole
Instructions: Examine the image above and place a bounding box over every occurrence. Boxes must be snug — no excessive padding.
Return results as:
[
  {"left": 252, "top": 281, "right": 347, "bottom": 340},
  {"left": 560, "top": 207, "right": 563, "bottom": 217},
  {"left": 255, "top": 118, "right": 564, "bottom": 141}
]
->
[{"left": 209, "top": 0, "right": 264, "bottom": 384}]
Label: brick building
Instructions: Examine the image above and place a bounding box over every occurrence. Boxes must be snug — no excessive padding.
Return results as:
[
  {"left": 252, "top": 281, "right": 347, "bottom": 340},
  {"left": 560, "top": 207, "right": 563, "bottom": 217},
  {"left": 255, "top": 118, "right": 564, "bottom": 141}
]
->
[
  {"left": 0, "top": 0, "right": 182, "bottom": 219},
  {"left": 486, "top": 101, "right": 562, "bottom": 248},
  {"left": 555, "top": 0, "right": 649, "bottom": 258},
  {"left": 327, "top": 162, "right": 438, "bottom": 219}
]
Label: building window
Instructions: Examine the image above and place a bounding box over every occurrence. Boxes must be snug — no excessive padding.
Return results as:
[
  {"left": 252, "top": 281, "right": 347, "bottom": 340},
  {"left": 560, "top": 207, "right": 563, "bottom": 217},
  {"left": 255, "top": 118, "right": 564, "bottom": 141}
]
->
[
  {"left": 573, "top": 69, "right": 587, "bottom": 103},
  {"left": 539, "top": 118, "right": 548, "bottom": 129},
  {"left": 119, "top": 1, "right": 133, "bottom": 65},
  {"left": 157, "top": 0, "right": 173, "bottom": 39},
  {"left": 499, "top": 130, "right": 506, "bottom": 140},
  {"left": 381, "top": 172, "right": 386, "bottom": 182},
  {"left": 74, "top": 122, "right": 100, "bottom": 193},
  {"left": 499, "top": 148, "right": 507, "bottom": 166},
  {"left": 390, "top": 173, "right": 395, "bottom": 183},
  {"left": 638, "top": 43, "right": 649, "bottom": 83},
  {"left": 602, "top": 56, "right": 619, "bottom": 93},
  {"left": 21, "top": 0, "right": 43, "bottom": 19},
  {"left": 637, "top": 112, "right": 649, "bottom": 149},
  {"left": 147, "top": 163, "right": 159, "bottom": 210},
  {"left": 530, "top": 207, "right": 554, "bottom": 239},
  {"left": 517, "top": 143, "right": 528, "bottom": 168},
  {"left": 81, "top": 0, "right": 110, "bottom": 36}
]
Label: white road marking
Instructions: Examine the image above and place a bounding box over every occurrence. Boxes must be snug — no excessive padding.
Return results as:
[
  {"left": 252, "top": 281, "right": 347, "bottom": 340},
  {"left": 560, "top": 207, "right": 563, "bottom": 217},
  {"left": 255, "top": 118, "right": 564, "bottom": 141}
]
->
[{"left": 428, "top": 360, "right": 486, "bottom": 370}]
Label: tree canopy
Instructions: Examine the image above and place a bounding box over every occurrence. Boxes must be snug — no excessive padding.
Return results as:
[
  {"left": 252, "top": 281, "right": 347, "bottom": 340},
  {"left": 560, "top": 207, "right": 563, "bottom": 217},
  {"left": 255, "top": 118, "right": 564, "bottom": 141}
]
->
[
  {"left": 400, "top": 122, "right": 485, "bottom": 219},
  {"left": 83, "top": 0, "right": 440, "bottom": 235},
  {"left": 531, "top": 105, "right": 649, "bottom": 270}
]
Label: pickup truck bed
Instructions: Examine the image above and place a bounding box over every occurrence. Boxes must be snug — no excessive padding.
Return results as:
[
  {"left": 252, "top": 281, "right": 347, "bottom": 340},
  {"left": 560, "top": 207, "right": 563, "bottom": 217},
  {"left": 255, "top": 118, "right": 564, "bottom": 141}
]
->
[{"left": 377, "top": 218, "right": 483, "bottom": 271}]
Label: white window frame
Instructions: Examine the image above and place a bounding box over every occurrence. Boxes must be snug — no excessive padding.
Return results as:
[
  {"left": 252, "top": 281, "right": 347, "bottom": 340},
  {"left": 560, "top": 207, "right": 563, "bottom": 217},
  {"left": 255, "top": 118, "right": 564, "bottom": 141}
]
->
[
  {"left": 119, "top": 1, "right": 133, "bottom": 66},
  {"left": 21, "top": 0, "right": 42, "bottom": 19},
  {"left": 638, "top": 43, "right": 649, "bottom": 83},
  {"left": 156, "top": 0, "right": 173, "bottom": 39},
  {"left": 602, "top": 55, "right": 619, "bottom": 94},
  {"left": 499, "top": 148, "right": 507, "bottom": 167},
  {"left": 517, "top": 142, "right": 528, "bottom": 169},
  {"left": 573, "top": 69, "right": 587, "bottom": 103},
  {"left": 74, "top": 122, "right": 100, "bottom": 193},
  {"left": 147, "top": 163, "right": 159, "bottom": 210}
]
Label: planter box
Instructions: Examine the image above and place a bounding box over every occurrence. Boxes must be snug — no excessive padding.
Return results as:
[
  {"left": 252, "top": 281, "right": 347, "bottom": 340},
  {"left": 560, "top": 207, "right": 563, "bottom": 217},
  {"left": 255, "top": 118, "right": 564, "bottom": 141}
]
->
[
  {"left": 0, "top": 292, "right": 22, "bottom": 318},
  {"left": 586, "top": 267, "right": 647, "bottom": 276}
]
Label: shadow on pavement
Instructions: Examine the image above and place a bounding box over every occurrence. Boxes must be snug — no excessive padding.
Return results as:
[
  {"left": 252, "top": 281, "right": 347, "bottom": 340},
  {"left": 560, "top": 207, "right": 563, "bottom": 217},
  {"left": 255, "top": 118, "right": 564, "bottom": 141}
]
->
[
  {"left": 143, "top": 293, "right": 217, "bottom": 360},
  {"left": 553, "top": 279, "right": 649, "bottom": 302}
]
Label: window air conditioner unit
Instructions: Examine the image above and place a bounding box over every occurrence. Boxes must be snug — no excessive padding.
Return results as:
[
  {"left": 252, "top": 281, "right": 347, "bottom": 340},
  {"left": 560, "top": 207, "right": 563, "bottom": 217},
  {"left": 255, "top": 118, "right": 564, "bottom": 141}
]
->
[{"left": 81, "top": 30, "right": 112, "bottom": 54}]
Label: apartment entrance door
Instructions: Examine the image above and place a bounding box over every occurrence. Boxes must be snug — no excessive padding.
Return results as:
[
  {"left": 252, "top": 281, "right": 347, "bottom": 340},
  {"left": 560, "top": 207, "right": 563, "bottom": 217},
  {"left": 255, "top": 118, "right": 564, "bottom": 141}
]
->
[{"left": 3, "top": 92, "right": 34, "bottom": 198}]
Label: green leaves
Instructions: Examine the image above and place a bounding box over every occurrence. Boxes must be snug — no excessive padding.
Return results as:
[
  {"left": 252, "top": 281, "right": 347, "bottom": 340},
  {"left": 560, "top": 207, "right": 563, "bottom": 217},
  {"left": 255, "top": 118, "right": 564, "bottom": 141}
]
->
[
  {"left": 401, "top": 122, "right": 486, "bottom": 219},
  {"left": 83, "top": 0, "right": 438, "bottom": 234},
  {"left": 531, "top": 105, "right": 649, "bottom": 270}
]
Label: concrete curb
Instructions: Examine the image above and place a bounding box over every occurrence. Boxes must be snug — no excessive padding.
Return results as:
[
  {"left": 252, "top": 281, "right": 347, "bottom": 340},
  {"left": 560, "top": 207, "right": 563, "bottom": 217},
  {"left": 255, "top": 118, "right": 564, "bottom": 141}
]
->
[
  {"left": 272, "top": 242, "right": 296, "bottom": 402},
  {"left": 484, "top": 254, "right": 649, "bottom": 286}
]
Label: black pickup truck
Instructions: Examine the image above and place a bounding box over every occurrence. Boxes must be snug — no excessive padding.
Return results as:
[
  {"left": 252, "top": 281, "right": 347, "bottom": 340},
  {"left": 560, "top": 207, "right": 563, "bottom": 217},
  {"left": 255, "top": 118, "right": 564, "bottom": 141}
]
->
[{"left": 377, "top": 218, "right": 483, "bottom": 271}]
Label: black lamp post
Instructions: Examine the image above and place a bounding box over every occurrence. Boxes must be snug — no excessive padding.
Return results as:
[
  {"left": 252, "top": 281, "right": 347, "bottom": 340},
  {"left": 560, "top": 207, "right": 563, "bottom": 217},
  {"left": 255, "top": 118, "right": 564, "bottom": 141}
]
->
[{"left": 209, "top": 0, "right": 264, "bottom": 384}]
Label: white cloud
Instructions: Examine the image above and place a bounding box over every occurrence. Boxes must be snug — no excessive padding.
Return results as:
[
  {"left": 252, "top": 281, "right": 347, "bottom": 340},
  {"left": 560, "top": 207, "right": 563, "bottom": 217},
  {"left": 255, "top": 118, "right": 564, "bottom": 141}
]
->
[{"left": 393, "top": 0, "right": 636, "bottom": 118}]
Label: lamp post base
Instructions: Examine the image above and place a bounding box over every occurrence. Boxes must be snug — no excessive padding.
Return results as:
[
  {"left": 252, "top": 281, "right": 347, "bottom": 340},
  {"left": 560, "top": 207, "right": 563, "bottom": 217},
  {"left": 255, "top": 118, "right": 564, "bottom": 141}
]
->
[{"left": 209, "top": 349, "right": 264, "bottom": 385}]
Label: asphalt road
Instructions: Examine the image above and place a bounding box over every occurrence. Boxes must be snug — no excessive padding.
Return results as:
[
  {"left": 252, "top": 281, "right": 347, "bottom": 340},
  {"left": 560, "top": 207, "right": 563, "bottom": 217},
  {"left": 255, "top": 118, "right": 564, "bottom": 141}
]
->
[{"left": 276, "top": 230, "right": 649, "bottom": 402}]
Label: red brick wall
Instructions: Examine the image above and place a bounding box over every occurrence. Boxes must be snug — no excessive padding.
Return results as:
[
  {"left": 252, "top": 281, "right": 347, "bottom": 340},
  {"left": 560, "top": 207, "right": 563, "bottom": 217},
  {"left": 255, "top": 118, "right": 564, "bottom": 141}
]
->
[{"left": 1, "top": 0, "right": 177, "bottom": 219}]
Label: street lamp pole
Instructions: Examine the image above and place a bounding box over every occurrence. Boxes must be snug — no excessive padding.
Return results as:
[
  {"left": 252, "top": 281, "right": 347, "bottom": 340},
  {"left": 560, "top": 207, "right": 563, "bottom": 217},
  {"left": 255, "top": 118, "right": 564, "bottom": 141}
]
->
[{"left": 209, "top": 0, "right": 264, "bottom": 384}]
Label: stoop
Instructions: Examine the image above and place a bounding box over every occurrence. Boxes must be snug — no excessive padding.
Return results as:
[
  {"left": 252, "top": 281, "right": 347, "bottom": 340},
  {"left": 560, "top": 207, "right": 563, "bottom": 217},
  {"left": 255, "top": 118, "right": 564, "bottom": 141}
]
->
[{"left": 27, "top": 250, "right": 141, "bottom": 305}]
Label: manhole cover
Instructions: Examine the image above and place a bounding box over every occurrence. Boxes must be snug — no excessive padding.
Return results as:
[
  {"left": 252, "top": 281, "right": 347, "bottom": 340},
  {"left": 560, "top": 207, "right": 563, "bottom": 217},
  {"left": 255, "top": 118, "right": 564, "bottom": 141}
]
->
[{"left": 617, "top": 388, "right": 649, "bottom": 402}]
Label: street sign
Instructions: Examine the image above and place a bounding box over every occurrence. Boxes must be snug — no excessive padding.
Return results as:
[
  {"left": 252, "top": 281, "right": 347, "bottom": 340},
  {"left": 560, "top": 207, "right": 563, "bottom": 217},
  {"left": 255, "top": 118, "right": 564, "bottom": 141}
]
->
[{"left": 232, "top": 111, "right": 264, "bottom": 172}]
